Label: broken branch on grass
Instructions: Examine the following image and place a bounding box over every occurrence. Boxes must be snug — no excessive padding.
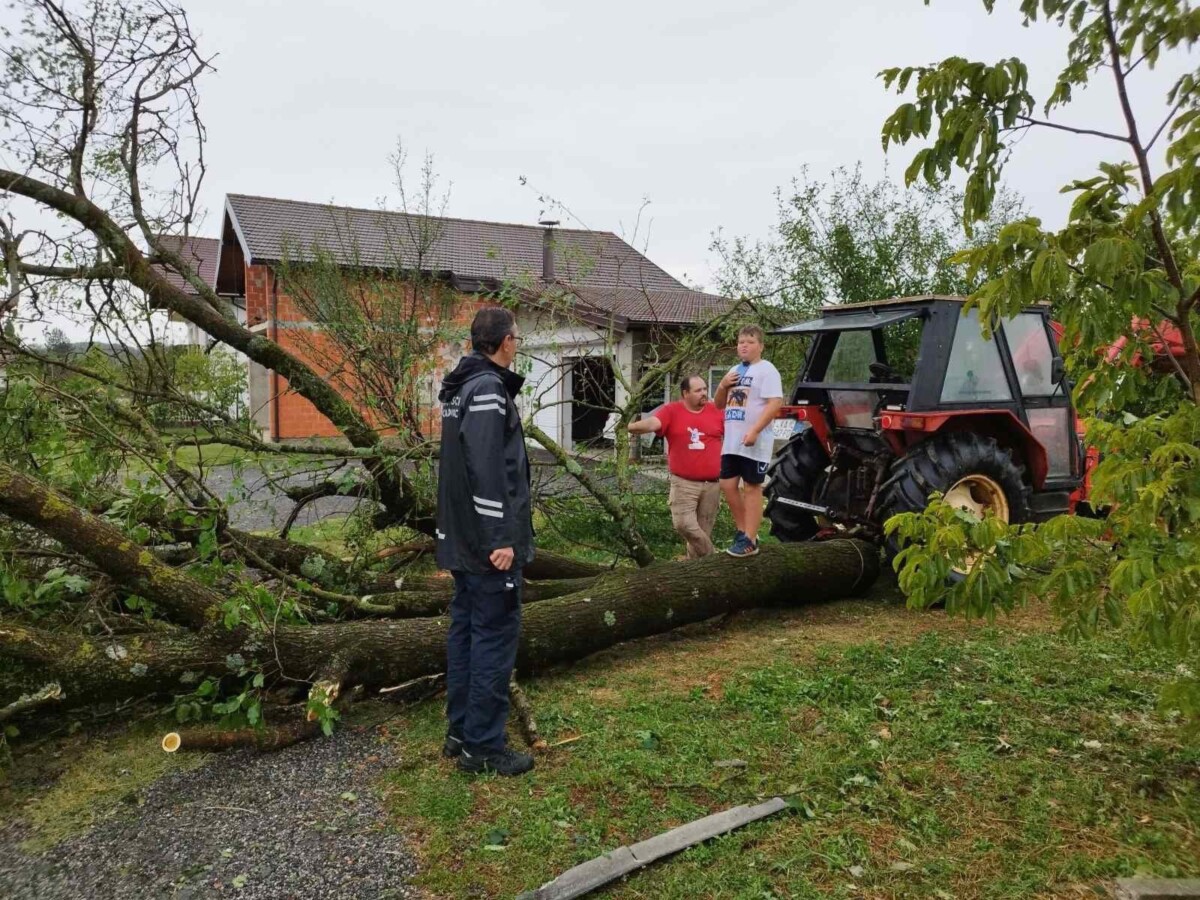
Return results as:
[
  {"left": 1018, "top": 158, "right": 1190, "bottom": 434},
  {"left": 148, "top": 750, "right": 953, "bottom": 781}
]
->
[
  {"left": 0, "top": 683, "right": 64, "bottom": 723},
  {"left": 509, "top": 674, "right": 546, "bottom": 751}
]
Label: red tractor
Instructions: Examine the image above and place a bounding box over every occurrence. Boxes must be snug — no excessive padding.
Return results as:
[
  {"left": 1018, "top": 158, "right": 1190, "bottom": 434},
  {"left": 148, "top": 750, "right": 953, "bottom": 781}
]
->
[{"left": 764, "top": 295, "right": 1093, "bottom": 549}]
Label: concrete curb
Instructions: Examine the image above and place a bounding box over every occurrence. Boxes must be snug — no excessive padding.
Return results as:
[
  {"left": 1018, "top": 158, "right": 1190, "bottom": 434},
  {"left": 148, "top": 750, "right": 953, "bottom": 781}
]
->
[{"left": 1113, "top": 879, "right": 1200, "bottom": 899}]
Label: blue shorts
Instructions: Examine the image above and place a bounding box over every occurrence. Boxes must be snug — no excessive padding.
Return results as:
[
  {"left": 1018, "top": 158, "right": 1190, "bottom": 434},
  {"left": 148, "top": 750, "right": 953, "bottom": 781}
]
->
[{"left": 720, "top": 454, "right": 768, "bottom": 485}]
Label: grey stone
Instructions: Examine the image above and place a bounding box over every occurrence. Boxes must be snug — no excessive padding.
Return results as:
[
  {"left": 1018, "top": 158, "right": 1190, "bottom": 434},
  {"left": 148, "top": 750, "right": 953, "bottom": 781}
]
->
[
  {"left": 533, "top": 847, "right": 639, "bottom": 900},
  {"left": 1114, "top": 879, "right": 1200, "bottom": 900}
]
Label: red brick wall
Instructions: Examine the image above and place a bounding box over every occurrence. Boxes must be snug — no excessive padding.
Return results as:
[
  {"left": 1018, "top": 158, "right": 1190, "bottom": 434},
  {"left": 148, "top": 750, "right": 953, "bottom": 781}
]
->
[{"left": 248, "top": 263, "right": 490, "bottom": 441}]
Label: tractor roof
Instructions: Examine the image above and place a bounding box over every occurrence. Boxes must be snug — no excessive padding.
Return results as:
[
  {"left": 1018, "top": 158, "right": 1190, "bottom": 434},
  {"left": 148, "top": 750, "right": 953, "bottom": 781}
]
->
[
  {"left": 818, "top": 294, "right": 1050, "bottom": 313},
  {"left": 819, "top": 294, "right": 964, "bottom": 313}
]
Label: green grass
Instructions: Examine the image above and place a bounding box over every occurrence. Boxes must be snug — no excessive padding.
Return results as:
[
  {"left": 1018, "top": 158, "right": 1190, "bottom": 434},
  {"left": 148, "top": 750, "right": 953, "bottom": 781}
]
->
[
  {"left": 285, "top": 515, "right": 358, "bottom": 552},
  {"left": 171, "top": 441, "right": 258, "bottom": 470},
  {"left": 382, "top": 591, "right": 1199, "bottom": 899}
]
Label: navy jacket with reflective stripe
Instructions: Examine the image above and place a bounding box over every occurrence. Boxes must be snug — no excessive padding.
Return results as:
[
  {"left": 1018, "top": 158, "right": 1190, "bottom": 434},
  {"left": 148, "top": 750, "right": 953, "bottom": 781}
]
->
[{"left": 435, "top": 356, "right": 534, "bottom": 574}]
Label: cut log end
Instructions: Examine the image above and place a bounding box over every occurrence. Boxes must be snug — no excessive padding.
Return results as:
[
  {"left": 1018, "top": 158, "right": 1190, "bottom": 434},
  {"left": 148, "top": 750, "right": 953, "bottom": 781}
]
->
[
  {"left": 162, "top": 732, "right": 182, "bottom": 753},
  {"left": 306, "top": 678, "right": 342, "bottom": 722}
]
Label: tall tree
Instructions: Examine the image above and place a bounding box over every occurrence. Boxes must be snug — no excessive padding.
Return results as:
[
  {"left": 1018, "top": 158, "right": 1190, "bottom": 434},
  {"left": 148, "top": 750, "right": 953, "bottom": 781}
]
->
[
  {"left": 878, "top": 0, "right": 1200, "bottom": 715},
  {"left": 711, "top": 164, "right": 1024, "bottom": 319}
]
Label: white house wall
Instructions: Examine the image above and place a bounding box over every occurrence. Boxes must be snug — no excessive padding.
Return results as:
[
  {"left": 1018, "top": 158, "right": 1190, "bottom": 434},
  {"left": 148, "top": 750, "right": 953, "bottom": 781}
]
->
[{"left": 514, "top": 311, "right": 632, "bottom": 448}]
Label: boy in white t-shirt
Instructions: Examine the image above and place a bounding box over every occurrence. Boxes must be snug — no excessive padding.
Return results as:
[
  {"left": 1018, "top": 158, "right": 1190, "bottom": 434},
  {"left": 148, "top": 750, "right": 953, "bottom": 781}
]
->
[{"left": 714, "top": 324, "right": 784, "bottom": 557}]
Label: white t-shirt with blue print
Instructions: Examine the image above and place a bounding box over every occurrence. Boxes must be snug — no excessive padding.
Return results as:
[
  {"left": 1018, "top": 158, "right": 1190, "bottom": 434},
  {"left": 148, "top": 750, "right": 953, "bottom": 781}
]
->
[{"left": 720, "top": 359, "right": 784, "bottom": 463}]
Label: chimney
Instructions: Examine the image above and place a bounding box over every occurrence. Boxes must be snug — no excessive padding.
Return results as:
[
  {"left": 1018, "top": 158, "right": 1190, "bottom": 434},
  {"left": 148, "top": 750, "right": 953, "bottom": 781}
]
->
[{"left": 539, "top": 219, "right": 559, "bottom": 282}]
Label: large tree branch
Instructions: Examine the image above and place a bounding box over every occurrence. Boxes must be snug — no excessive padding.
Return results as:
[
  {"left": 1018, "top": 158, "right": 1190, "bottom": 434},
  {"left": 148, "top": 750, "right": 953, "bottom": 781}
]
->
[
  {"left": 2, "top": 539, "right": 879, "bottom": 710},
  {"left": 0, "top": 461, "right": 221, "bottom": 629},
  {"left": 0, "top": 167, "right": 434, "bottom": 526}
]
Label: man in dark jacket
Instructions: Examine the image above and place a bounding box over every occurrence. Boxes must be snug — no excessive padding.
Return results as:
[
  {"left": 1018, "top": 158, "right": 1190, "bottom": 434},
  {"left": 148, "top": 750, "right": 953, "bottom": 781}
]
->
[{"left": 436, "top": 306, "right": 535, "bottom": 777}]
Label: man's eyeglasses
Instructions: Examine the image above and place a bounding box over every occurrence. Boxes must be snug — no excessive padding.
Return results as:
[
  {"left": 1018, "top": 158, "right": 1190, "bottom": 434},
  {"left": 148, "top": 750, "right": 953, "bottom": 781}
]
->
[{"left": 507, "top": 334, "right": 523, "bottom": 344}]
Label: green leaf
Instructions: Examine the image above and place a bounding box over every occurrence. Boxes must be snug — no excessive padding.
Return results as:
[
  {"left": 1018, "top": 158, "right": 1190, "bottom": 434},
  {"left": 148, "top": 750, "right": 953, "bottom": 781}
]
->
[
  {"left": 634, "top": 729, "right": 660, "bottom": 751},
  {"left": 483, "top": 827, "right": 510, "bottom": 847}
]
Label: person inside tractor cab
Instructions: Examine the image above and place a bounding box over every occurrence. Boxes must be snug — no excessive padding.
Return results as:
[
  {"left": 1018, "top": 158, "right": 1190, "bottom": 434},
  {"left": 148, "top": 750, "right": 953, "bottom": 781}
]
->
[{"left": 715, "top": 324, "right": 784, "bottom": 557}]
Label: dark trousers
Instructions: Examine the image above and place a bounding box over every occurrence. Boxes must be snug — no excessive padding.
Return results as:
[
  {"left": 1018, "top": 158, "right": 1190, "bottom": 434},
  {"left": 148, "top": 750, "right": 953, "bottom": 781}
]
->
[{"left": 445, "top": 569, "right": 523, "bottom": 753}]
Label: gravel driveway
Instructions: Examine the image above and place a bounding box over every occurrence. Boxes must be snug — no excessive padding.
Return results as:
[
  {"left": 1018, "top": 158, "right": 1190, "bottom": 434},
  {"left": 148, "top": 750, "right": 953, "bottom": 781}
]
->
[{"left": 0, "top": 723, "right": 417, "bottom": 900}]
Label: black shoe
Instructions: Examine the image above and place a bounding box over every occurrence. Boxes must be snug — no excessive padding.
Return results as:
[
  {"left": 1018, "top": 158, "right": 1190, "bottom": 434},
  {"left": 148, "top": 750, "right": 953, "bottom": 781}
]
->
[
  {"left": 456, "top": 747, "right": 535, "bottom": 777},
  {"left": 442, "top": 734, "right": 464, "bottom": 759}
]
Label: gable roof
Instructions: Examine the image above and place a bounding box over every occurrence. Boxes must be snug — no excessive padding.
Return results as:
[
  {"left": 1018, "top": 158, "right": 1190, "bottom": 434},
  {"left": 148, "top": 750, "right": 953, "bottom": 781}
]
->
[
  {"left": 154, "top": 236, "right": 221, "bottom": 296},
  {"left": 223, "top": 193, "right": 735, "bottom": 327}
]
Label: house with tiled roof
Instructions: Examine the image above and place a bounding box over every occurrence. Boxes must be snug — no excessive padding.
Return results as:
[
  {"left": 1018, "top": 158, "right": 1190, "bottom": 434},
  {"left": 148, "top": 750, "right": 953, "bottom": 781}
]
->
[{"left": 172, "top": 193, "right": 735, "bottom": 447}]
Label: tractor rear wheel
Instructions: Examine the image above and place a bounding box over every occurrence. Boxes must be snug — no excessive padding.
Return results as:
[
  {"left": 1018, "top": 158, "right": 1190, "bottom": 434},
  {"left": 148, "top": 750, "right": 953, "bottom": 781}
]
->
[
  {"left": 877, "top": 432, "right": 1030, "bottom": 574},
  {"left": 765, "top": 428, "right": 828, "bottom": 542}
]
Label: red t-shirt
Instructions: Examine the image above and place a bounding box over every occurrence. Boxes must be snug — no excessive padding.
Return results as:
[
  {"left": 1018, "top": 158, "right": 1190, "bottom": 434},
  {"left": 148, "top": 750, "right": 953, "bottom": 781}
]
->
[{"left": 654, "top": 401, "right": 725, "bottom": 481}]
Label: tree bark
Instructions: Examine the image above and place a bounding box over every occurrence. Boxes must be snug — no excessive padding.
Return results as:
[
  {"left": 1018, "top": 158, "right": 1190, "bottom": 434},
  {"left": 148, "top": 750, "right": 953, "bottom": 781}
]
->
[
  {"left": 162, "top": 717, "right": 322, "bottom": 753},
  {"left": 359, "top": 575, "right": 598, "bottom": 617},
  {"left": 522, "top": 549, "right": 609, "bottom": 581},
  {"left": 0, "top": 463, "right": 224, "bottom": 629},
  {"left": 1, "top": 540, "right": 878, "bottom": 709},
  {"left": 232, "top": 528, "right": 604, "bottom": 607}
]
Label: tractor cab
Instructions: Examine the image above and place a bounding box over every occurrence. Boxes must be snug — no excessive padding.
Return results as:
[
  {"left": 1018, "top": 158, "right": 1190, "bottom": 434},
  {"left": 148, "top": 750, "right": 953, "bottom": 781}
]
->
[{"left": 765, "top": 296, "right": 1086, "bottom": 547}]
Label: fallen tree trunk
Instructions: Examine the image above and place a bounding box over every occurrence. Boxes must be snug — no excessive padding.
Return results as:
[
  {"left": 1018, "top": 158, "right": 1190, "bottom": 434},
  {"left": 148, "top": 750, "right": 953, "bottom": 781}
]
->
[
  {"left": 522, "top": 549, "right": 609, "bottom": 581},
  {"left": 1, "top": 540, "right": 878, "bottom": 709},
  {"left": 232, "top": 529, "right": 607, "bottom": 594},
  {"left": 359, "top": 575, "right": 599, "bottom": 617},
  {"left": 162, "top": 717, "right": 322, "bottom": 753}
]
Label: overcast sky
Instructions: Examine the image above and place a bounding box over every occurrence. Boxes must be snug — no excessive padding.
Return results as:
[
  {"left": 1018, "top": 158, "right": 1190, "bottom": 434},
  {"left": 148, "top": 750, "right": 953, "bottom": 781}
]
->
[{"left": 8, "top": 0, "right": 1192, "bottom": 298}]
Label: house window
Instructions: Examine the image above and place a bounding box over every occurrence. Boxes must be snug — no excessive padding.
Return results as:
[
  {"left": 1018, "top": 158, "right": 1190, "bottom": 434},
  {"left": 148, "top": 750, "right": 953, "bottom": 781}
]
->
[
  {"left": 638, "top": 366, "right": 671, "bottom": 413},
  {"left": 708, "top": 366, "right": 728, "bottom": 397}
]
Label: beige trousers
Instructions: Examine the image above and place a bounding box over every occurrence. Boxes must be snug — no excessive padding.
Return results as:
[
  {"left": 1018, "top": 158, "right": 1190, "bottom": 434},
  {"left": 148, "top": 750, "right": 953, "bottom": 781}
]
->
[{"left": 668, "top": 475, "right": 721, "bottom": 558}]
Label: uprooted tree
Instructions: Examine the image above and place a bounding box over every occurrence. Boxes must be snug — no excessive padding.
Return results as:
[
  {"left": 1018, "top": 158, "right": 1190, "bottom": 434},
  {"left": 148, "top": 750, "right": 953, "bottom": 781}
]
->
[{"left": 0, "top": 0, "right": 879, "bottom": 750}]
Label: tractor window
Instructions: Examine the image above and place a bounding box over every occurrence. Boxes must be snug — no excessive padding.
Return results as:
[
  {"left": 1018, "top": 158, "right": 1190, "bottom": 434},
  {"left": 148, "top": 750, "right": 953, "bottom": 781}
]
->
[
  {"left": 825, "top": 330, "right": 876, "bottom": 382},
  {"left": 881, "top": 318, "right": 922, "bottom": 382},
  {"left": 1027, "top": 407, "right": 1073, "bottom": 478},
  {"left": 941, "top": 308, "right": 1013, "bottom": 403},
  {"left": 1004, "top": 313, "right": 1056, "bottom": 397}
]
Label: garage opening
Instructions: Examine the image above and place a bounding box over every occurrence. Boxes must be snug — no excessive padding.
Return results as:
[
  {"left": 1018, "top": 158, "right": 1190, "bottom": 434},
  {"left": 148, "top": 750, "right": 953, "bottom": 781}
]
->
[{"left": 569, "top": 356, "right": 615, "bottom": 447}]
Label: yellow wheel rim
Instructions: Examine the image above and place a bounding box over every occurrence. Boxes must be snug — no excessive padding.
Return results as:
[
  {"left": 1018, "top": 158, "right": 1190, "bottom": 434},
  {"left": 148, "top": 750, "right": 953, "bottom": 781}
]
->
[
  {"left": 944, "top": 474, "right": 1009, "bottom": 524},
  {"left": 943, "top": 474, "right": 1009, "bottom": 575}
]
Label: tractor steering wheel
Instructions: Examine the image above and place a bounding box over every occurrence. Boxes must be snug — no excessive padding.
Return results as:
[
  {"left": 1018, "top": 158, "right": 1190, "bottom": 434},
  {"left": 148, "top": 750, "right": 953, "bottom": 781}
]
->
[{"left": 868, "top": 361, "right": 902, "bottom": 384}]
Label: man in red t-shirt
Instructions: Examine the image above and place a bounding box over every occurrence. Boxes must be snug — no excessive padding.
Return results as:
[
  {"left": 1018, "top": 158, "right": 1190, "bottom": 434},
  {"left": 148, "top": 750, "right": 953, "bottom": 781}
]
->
[{"left": 629, "top": 374, "right": 725, "bottom": 558}]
